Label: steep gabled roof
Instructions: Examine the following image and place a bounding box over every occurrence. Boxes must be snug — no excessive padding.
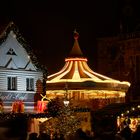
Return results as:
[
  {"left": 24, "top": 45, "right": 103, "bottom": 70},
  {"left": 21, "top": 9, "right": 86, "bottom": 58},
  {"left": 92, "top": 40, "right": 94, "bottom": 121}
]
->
[
  {"left": 25, "top": 60, "right": 36, "bottom": 71},
  {"left": 0, "top": 21, "right": 44, "bottom": 72},
  {"left": 5, "top": 58, "right": 18, "bottom": 69}
]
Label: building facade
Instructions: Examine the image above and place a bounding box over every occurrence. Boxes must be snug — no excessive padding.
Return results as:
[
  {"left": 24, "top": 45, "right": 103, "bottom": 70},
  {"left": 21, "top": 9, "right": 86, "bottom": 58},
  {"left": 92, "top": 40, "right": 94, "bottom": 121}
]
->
[
  {"left": 96, "top": 32, "right": 140, "bottom": 102},
  {"left": 0, "top": 22, "right": 43, "bottom": 111}
]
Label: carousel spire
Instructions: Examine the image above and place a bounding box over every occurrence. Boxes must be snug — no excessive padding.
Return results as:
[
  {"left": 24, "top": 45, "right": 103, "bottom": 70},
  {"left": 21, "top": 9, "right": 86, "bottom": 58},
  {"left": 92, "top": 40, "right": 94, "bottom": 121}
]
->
[
  {"left": 68, "top": 29, "right": 83, "bottom": 57},
  {"left": 74, "top": 29, "right": 79, "bottom": 40}
]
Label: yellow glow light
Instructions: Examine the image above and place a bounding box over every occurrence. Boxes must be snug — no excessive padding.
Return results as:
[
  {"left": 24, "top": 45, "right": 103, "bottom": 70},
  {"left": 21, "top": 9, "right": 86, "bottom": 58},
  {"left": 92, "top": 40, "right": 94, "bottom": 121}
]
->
[
  {"left": 126, "top": 110, "right": 129, "bottom": 113},
  {"left": 132, "top": 107, "right": 135, "bottom": 111},
  {"left": 121, "top": 113, "right": 124, "bottom": 117},
  {"left": 47, "top": 61, "right": 70, "bottom": 79},
  {"left": 65, "top": 58, "right": 87, "bottom": 62},
  {"left": 38, "top": 117, "right": 52, "bottom": 123},
  {"left": 46, "top": 89, "right": 126, "bottom": 99},
  {"left": 47, "top": 55, "right": 130, "bottom": 90}
]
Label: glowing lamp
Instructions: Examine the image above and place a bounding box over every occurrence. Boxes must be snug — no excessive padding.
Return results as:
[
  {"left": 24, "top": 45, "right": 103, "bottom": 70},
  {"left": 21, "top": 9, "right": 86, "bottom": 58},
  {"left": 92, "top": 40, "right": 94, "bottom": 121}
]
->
[{"left": 63, "top": 100, "right": 70, "bottom": 107}]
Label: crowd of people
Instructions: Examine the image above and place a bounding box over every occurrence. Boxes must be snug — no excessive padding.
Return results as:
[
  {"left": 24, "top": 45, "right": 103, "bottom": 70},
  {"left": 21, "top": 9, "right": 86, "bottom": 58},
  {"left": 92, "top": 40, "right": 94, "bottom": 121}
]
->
[
  {"left": 28, "top": 126, "right": 140, "bottom": 140},
  {"left": 0, "top": 116, "right": 140, "bottom": 140}
]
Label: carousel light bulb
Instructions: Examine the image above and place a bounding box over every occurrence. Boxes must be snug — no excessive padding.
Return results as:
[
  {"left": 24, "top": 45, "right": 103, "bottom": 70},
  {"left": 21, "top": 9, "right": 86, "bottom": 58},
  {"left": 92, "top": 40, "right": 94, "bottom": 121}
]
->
[
  {"left": 132, "top": 107, "right": 135, "bottom": 111},
  {"left": 126, "top": 110, "right": 129, "bottom": 113}
]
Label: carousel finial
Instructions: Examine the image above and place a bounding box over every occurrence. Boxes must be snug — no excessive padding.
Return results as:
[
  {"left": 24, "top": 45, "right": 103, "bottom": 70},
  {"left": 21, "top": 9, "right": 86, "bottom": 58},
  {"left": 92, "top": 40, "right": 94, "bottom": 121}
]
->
[{"left": 74, "top": 29, "right": 79, "bottom": 40}]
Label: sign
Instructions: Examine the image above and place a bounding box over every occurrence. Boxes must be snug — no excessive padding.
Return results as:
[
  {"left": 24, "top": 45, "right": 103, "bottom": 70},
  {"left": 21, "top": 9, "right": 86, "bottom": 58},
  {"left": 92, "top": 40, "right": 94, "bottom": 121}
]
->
[{"left": 0, "top": 92, "right": 34, "bottom": 102}]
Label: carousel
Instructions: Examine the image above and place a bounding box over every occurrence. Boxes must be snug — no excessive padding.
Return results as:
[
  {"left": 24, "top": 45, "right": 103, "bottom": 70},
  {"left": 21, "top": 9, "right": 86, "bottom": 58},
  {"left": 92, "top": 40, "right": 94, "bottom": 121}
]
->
[{"left": 46, "top": 30, "right": 130, "bottom": 109}]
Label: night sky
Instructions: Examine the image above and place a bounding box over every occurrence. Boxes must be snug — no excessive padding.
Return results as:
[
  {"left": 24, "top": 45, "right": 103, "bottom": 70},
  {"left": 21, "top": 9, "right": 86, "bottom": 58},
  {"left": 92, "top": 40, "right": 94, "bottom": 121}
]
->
[{"left": 0, "top": 0, "right": 140, "bottom": 74}]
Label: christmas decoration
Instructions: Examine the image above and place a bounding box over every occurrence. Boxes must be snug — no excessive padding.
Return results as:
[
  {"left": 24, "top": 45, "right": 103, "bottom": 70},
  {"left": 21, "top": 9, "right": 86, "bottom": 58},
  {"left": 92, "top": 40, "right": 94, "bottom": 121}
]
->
[
  {"left": 40, "top": 97, "right": 81, "bottom": 138},
  {"left": 37, "top": 101, "right": 48, "bottom": 113},
  {"left": 54, "top": 106, "right": 81, "bottom": 136},
  {"left": 47, "top": 97, "right": 63, "bottom": 117},
  {"left": 37, "top": 93, "right": 52, "bottom": 113},
  {"left": 11, "top": 100, "right": 24, "bottom": 113},
  {"left": 0, "top": 112, "right": 51, "bottom": 121}
]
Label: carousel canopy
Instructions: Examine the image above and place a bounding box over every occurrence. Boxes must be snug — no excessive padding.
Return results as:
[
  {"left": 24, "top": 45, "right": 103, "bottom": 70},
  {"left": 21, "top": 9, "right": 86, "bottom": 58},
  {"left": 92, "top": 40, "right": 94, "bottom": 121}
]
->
[{"left": 47, "top": 30, "right": 130, "bottom": 92}]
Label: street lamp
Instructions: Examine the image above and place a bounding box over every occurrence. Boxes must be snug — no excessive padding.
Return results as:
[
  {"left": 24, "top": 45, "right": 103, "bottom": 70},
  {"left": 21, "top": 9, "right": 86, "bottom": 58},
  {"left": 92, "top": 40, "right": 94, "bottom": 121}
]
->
[
  {"left": 63, "top": 100, "right": 69, "bottom": 107},
  {"left": 63, "top": 83, "right": 69, "bottom": 107}
]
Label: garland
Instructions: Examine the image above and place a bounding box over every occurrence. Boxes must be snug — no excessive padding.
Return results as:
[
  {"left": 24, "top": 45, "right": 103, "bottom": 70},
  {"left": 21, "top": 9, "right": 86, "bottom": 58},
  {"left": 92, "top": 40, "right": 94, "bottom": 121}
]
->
[
  {"left": 0, "top": 112, "right": 51, "bottom": 121},
  {"left": 0, "top": 22, "right": 48, "bottom": 80}
]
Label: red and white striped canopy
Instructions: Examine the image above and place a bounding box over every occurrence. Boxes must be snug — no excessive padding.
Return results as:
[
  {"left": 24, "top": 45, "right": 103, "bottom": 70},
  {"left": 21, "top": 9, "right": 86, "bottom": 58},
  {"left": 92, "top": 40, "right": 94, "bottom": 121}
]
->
[{"left": 47, "top": 31, "right": 130, "bottom": 92}]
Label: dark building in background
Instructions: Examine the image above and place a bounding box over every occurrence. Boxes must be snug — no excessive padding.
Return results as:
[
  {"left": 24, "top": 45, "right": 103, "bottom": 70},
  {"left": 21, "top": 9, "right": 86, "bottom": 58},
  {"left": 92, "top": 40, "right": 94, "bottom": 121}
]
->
[
  {"left": 96, "top": 31, "right": 140, "bottom": 102},
  {"left": 96, "top": 0, "right": 140, "bottom": 103}
]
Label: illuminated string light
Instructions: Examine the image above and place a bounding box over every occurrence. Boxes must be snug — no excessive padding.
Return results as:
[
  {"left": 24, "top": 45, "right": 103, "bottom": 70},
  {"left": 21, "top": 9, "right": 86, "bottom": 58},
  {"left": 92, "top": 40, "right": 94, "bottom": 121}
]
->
[
  {"left": 42, "top": 106, "right": 81, "bottom": 136},
  {"left": 121, "top": 113, "right": 124, "bottom": 117},
  {"left": 132, "top": 107, "right": 135, "bottom": 111},
  {"left": 0, "top": 112, "right": 51, "bottom": 121},
  {"left": 126, "top": 110, "right": 129, "bottom": 113}
]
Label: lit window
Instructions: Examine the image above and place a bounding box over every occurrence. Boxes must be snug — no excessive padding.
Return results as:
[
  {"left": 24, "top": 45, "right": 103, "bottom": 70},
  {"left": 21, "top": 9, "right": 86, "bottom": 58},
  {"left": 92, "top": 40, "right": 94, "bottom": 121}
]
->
[
  {"left": 26, "top": 78, "right": 34, "bottom": 91},
  {"left": 7, "top": 77, "right": 17, "bottom": 90}
]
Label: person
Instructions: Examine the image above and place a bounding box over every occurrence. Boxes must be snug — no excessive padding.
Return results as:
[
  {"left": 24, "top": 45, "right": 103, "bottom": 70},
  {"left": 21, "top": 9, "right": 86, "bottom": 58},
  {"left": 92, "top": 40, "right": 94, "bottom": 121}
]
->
[
  {"left": 28, "top": 133, "right": 39, "bottom": 140},
  {"left": 120, "top": 125, "right": 132, "bottom": 140},
  {"left": 132, "top": 125, "right": 140, "bottom": 140},
  {"left": 38, "top": 132, "right": 50, "bottom": 140},
  {"left": 74, "top": 128, "right": 88, "bottom": 140}
]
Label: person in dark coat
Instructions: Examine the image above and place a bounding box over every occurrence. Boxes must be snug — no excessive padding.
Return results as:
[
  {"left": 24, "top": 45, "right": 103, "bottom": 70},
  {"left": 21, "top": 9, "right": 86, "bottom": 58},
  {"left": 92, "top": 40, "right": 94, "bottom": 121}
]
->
[
  {"left": 0, "top": 116, "right": 28, "bottom": 140},
  {"left": 29, "top": 133, "right": 39, "bottom": 140},
  {"left": 120, "top": 125, "right": 132, "bottom": 140},
  {"left": 132, "top": 125, "right": 140, "bottom": 140}
]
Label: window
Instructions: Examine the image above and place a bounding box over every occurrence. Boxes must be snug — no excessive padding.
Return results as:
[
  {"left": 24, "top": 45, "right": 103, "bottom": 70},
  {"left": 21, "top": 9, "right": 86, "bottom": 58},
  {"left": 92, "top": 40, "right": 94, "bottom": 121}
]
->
[
  {"left": 26, "top": 78, "right": 34, "bottom": 91},
  {"left": 6, "top": 48, "right": 17, "bottom": 55},
  {"left": 8, "top": 77, "right": 17, "bottom": 90}
]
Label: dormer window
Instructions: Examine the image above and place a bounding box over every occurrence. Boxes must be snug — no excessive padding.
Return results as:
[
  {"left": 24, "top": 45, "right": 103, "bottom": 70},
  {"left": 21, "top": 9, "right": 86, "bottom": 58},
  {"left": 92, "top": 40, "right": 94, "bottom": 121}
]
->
[{"left": 7, "top": 48, "right": 17, "bottom": 55}]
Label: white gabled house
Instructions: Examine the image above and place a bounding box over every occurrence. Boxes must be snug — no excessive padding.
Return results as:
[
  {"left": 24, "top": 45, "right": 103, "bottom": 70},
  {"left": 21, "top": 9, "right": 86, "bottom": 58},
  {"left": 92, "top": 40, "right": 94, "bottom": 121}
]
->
[{"left": 0, "top": 22, "right": 44, "bottom": 111}]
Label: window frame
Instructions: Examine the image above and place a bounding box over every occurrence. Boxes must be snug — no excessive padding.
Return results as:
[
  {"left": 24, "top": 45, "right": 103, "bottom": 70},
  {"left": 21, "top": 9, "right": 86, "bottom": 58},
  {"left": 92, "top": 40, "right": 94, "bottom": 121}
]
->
[
  {"left": 7, "top": 76, "right": 17, "bottom": 90},
  {"left": 26, "top": 78, "right": 34, "bottom": 91}
]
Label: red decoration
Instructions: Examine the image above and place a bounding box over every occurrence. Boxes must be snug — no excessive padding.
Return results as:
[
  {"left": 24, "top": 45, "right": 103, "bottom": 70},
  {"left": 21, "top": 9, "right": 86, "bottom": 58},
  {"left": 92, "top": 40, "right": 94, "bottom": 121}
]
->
[
  {"left": 37, "top": 101, "right": 48, "bottom": 113},
  {"left": 11, "top": 100, "right": 24, "bottom": 113}
]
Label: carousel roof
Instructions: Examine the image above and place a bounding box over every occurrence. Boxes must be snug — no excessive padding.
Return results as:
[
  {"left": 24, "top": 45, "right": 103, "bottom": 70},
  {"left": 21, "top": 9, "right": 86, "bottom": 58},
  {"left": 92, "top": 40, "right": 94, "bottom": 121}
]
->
[{"left": 47, "top": 30, "right": 130, "bottom": 91}]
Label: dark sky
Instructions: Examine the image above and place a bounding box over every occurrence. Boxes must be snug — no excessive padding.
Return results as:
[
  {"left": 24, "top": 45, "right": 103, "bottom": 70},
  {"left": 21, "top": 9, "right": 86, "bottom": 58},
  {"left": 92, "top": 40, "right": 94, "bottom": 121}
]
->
[{"left": 0, "top": 0, "right": 140, "bottom": 74}]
